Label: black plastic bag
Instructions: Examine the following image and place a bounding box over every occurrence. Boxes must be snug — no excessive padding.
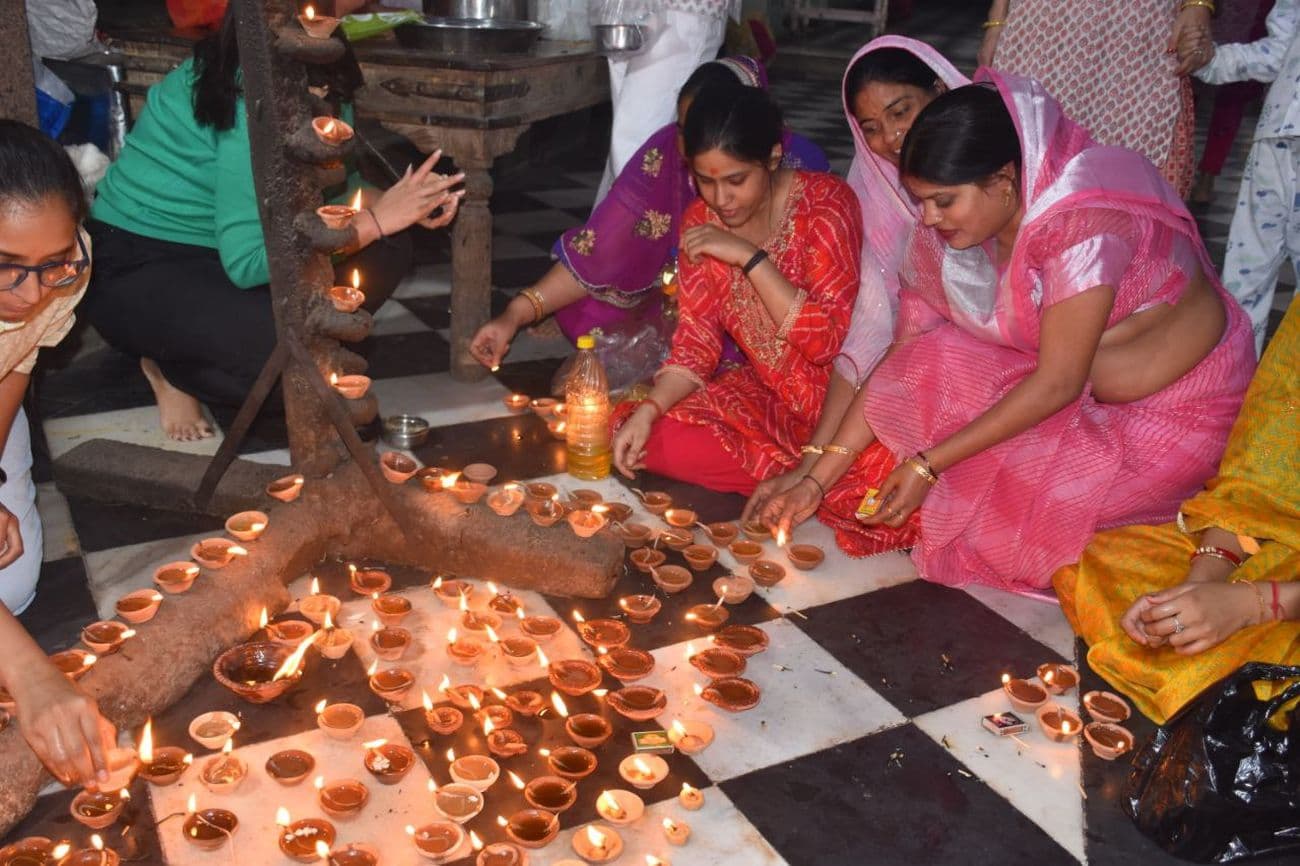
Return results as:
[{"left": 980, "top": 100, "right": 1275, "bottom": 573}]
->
[{"left": 1123, "top": 661, "right": 1300, "bottom": 863}]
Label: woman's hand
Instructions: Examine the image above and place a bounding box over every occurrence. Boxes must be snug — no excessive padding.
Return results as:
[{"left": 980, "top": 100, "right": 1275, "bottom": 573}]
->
[
  {"left": 611, "top": 407, "right": 655, "bottom": 479},
  {"left": 857, "top": 460, "right": 931, "bottom": 529},
  {"left": 742, "top": 469, "right": 808, "bottom": 525},
  {"left": 758, "top": 476, "right": 822, "bottom": 539},
  {"left": 12, "top": 665, "right": 116, "bottom": 789},
  {"left": 370, "top": 151, "right": 466, "bottom": 236},
  {"left": 470, "top": 315, "right": 519, "bottom": 369},
  {"left": 0, "top": 503, "right": 24, "bottom": 569},
  {"left": 681, "top": 225, "right": 756, "bottom": 268},
  {"left": 1125, "top": 581, "right": 1261, "bottom": 655},
  {"left": 1170, "top": 4, "right": 1214, "bottom": 75}
]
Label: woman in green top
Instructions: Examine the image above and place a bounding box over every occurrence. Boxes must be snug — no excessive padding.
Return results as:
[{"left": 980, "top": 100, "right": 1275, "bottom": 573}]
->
[{"left": 84, "top": 15, "right": 462, "bottom": 440}]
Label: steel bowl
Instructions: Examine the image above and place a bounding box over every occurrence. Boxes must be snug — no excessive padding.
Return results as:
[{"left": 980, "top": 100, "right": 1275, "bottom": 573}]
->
[
  {"left": 382, "top": 414, "right": 430, "bottom": 448},
  {"left": 425, "top": 0, "right": 527, "bottom": 20},
  {"left": 592, "top": 24, "right": 644, "bottom": 55},
  {"left": 395, "top": 16, "right": 544, "bottom": 54}
]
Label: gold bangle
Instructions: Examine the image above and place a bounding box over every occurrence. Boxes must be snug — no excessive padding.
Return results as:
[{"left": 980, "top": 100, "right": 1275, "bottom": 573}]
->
[
  {"left": 1233, "top": 578, "right": 1267, "bottom": 626},
  {"left": 982, "top": 18, "right": 1006, "bottom": 28},
  {"left": 1180, "top": 0, "right": 1214, "bottom": 12},
  {"left": 904, "top": 456, "right": 938, "bottom": 485},
  {"left": 822, "top": 444, "right": 860, "bottom": 457},
  {"left": 520, "top": 288, "right": 545, "bottom": 323},
  {"left": 800, "top": 444, "right": 825, "bottom": 456}
]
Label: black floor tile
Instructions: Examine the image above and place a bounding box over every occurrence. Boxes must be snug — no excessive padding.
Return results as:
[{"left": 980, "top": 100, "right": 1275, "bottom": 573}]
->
[
  {"left": 37, "top": 347, "right": 156, "bottom": 419},
  {"left": 19, "top": 557, "right": 98, "bottom": 654},
  {"left": 492, "top": 256, "right": 553, "bottom": 290},
  {"left": 359, "top": 331, "right": 452, "bottom": 380},
  {"left": 397, "top": 295, "right": 451, "bottom": 331},
  {"left": 411, "top": 414, "right": 566, "bottom": 483},
  {"left": 723, "top": 723, "right": 1077, "bottom": 866},
  {"left": 492, "top": 357, "right": 568, "bottom": 400},
  {"left": 796, "top": 581, "right": 1066, "bottom": 716},
  {"left": 611, "top": 470, "right": 747, "bottom": 526},
  {"left": 64, "top": 497, "right": 226, "bottom": 554}
]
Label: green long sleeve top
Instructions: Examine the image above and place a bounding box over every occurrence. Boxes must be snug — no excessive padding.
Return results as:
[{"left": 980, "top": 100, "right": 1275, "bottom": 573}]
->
[{"left": 91, "top": 58, "right": 359, "bottom": 289}]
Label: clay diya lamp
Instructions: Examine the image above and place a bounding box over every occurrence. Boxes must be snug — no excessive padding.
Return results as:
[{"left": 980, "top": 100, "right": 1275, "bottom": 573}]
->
[
  {"left": 477, "top": 842, "right": 527, "bottom": 866},
  {"left": 667, "top": 719, "right": 715, "bottom": 754},
  {"left": 569, "top": 488, "right": 603, "bottom": 508},
  {"left": 546, "top": 416, "right": 567, "bottom": 440},
  {"left": 49, "top": 648, "right": 96, "bottom": 681},
  {"left": 182, "top": 808, "right": 238, "bottom": 851},
  {"left": 299, "top": 6, "right": 341, "bottom": 39},
  {"left": 350, "top": 567, "right": 392, "bottom": 596},
  {"left": 729, "top": 540, "right": 763, "bottom": 565},
  {"left": 701, "top": 677, "right": 762, "bottom": 712},
  {"left": 607, "top": 686, "right": 668, "bottom": 721},
  {"left": 452, "top": 478, "right": 488, "bottom": 504},
  {"left": 487, "top": 485, "right": 526, "bottom": 517},
  {"left": 369, "top": 626, "right": 412, "bottom": 661},
  {"left": 318, "top": 778, "right": 370, "bottom": 820},
  {"left": 317, "top": 702, "right": 365, "bottom": 739},
  {"left": 267, "top": 618, "right": 315, "bottom": 646},
  {"left": 433, "top": 783, "right": 484, "bottom": 824},
  {"left": 369, "top": 667, "right": 415, "bottom": 704},
  {"left": 462, "top": 608, "right": 502, "bottom": 635},
  {"left": 749, "top": 560, "right": 787, "bottom": 588},
  {"left": 266, "top": 748, "right": 315, "bottom": 786},
  {"left": 662, "top": 817, "right": 692, "bottom": 846},
  {"left": 487, "top": 728, "right": 528, "bottom": 758},
  {"left": 364, "top": 741, "right": 416, "bottom": 785},
  {"left": 520, "top": 615, "right": 563, "bottom": 643},
  {"left": 713, "top": 574, "right": 755, "bottom": 605},
  {"left": 598, "top": 647, "right": 655, "bottom": 682},
  {"left": 503, "top": 393, "right": 531, "bottom": 413},
  {"left": 447, "top": 633, "right": 485, "bottom": 670},
  {"left": 191, "top": 538, "right": 244, "bottom": 569},
  {"left": 505, "top": 690, "right": 545, "bottom": 718},
  {"left": 685, "top": 603, "right": 730, "bottom": 630},
  {"left": 299, "top": 592, "right": 341, "bottom": 625},
  {"left": 659, "top": 527, "right": 694, "bottom": 550},
  {"left": 549, "top": 659, "right": 603, "bottom": 696},
  {"left": 682, "top": 544, "right": 718, "bottom": 572},
  {"left": 449, "top": 754, "right": 499, "bottom": 791},
  {"left": 524, "top": 775, "right": 578, "bottom": 813},
  {"left": 1037, "top": 663, "right": 1081, "bottom": 696},
  {"left": 1036, "top": 703, "right": 1084, "bottom": 743},
  {"left": 505, "top": 809, "right": 559, "bottom": 849},
  {"left": 80, "top": 620, "right": 132, "bottom": 655},
  {"left": 604, "top": 502, "right": 633, "bottom": 523},
  {"left": 524, "top": 481, "right": 558, "bottom": 503},
  {"left": 267, "top": 474, "right": 305, "bottom": 502},
  {"left": 461, "top": 462, "right": 497, "bottom": 485},
  {"left": 331, "top": 374, "right": 370, "bottom": 400},
  {"left": 367, "top": 592, "right": 412, "bottom": 627},
  {"left": 638, "top": 490, "right": 672, "bottom": 515},
  {"left": 651, "top": 564, "right": 692, "bottom": 594},
  {"left": 679, "top": 782, "right": 705, "bottom": 811},
  {"left": 189, "top": 711, "right": 240, "bottom": 750},
  {"left": 741, "top": 520, "right": 772, "bottom": 542},
  {"left": 410, "top": 821, "right": 465, "bottom": 863},
  {"left": 476, "top": 704, "right": 514, "bottom": 730},
  {"left": 328, "top": 283, "right": 365, "bottom": 313},
  {"left": 70, "top": 790, "right": 125, "bottom": 830},
  {"left": 425, "top": 705, "right": 464, "bottom": 735},
  {"left": 100, "top": 747, "right": 138, "bottom": 791},
  {"left": 573, "top": 825, "right": 623, "bottom": 863},
  {"left": 712, "top": 623, "right": 770, "bottom": 656},
  {"left": 785, "top": 543, "right": 825, "bottom": 571},
  {"left": 1084, "top": 722, "right": 1135, "bottom": 761},
  {"left": 380, "top": 452, "right": 419, "bottom": 484},
  {"left": 317, "top": 626, "right": 355, "bottom": 660},
  {"left": 225, "top": 510, "right": 268, "bottom": 542},
  {"left": 568, "top": 508, "right": 608, "bottom": 538},
  {"left": 704, "top": 521, "right": 740, "bottom": 545},
  {"left": 630, "top": 547, "right": 667, "bottom": 574},
  {"left": 138, "top": 744, "right": 190, "bottom": 786},
  {"left": 1002, "top": 674, "right": 1050, "bottom": 713},
  {"left": 547, "top": 746, "right": 598, "bottom": 780},
  {"left": 616, "top": 521, "right": 653, "bottom": 548},
  {"left": 484, "top": 586, "right": 526, "bottom": 617},
  {"left": 618, "top": 594, "right": 662, "bottom": 624},
  {"left": 617, "top": 754, "right": 669, "bottom": 790},
  {"left": 665, "top": 508, "right": 697, "bottom": 528},
  {"left": 529, "top": 397, "right": 558, "bottom": 417},
  {"left": 329, "top": 844, "right": 380, "bottom": 866},
  {"left": 114, "top": 589, "right": 163, "bottom": 624},
  {"left": 565, "top": 713, "right": 614, "bottom": 748},
  {"left": 1083, "top": 690, "right": 1132, "bottom": 724},
  {"left": 689, "top": 646, "right": 746, "bottom": 679},
  {"left": 578, "top": 618, "right": 631, "bottom": 651},
  {"left": 500, "top": 635, "right": 539, "bottom": 667},
  {"left": 0, "top": 837, "right": 61, "bottom": 866},
  {"left": 199, "top": 745, "right": 248, "bottom": 794},
  {"left": 62, "top": 843, "right": 122, "bottom": 866},
  {"left": 316, "top": 204, "right": 356, "bottom": 230},
  {"left": 594, "top": 789, "right": 645, "bottom": 826},
  {"left": 434, "top": 578, "right": 473, "bottom": 607},
  {"left": 279, "top": 817, "right": 336, "bottom": 863},
  {"left": 447, "top": 683, "right": 486, "bottom": 709},
  {"left": 526, "top": 497, "right": 565, "bottom": 528}
]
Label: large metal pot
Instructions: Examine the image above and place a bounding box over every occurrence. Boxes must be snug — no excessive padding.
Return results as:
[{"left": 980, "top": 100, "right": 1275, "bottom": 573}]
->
[
  {"left": 424, "top": 0, "right": 528, "bottom": 20},
  {"left": 395, "top": 16, "right": 544, "bottom": 53}
]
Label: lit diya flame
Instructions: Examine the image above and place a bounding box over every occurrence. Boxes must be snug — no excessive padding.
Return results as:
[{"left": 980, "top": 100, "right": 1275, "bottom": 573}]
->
[
  {"left": 693, "top": 683, "right": 704, "bottom": 698},
  {"left": 92, "top": 834, "right": 105, "bottom": 852},
  {"left": 139, "top": 718, "right": 154, "bottom": 764},
  {"left": 310, "top": 577, "right": 321, "bottom": 595},
  {"left": 259, "top": 607, "right": 268, "bottom": 629},
  {"left": 572, "top": 610, "right": 586, "bottom": 624},
  {"left": 320, "top": 118, "right": 335, "bottom": 138},
  {"left": 508, "top": 770, "right": 525, "bottom": 790},
  {"left": 487, "top": 582, "right": 499, "bottom": 596},
  {"left": 427, "top": 778, "right": 438, "bottom": 795},
  {"left": 515, "top": 606, "right": 526, "bottom": 621},
  {"left": 314, "top": 776, "right": 325, "bottom": 791},
  {"left": 632, "top": 757, "right": 654, "bottom": 779},
  {"left": 438, "top": 673, "right": 451, "bottom": 694},
  {"left": 483, "top": 716, "right": 495, "bottom": 736},
  {"left": 432, "top": 576, "right": 443, "bottom": 591},
  {"left": 550, "top": 691, "right": 569, "bottom": 718},
  {"left": 671, "top": 719, "right": 687, "bottom": 739},
  {"left": 51, "top": 844, "right": 71, "bottom": 860},
  {"left": 221, "top": 739, "right": 233, "bottom": 756},
  {"left": 536, "top": 646, "right": 550, "bottom": 668},
  {"left": 469, "top": 830, "right": 484, "bottom": 852},
  {"left": 1043, "top": 669, "right": 1055, "bottom": 685},
  {"left": 484, "top": 625, "right": 500, "bottom": 644},
  {"left": 1001, "top": 673, "right": 1011, "bottom": 685},
  {"left": 303, "top": 5, "right": 316, "bottom": 22},
  {"left": 647, "top": 857, "right": 667, "bottom": 866},
  {"left": 467, "top": 691, "right": 481, "bottom": 711},
  {"left": 367, "top": 659, "right": 379, "bottom": 677},
  {"left": 586, "top": 826, "right": 608, "bottom": 850},
  {"left": 682, "top": 782, "right": 698, "bottom": 798},
  {"left": 663, "top": 818, "right": 679, "bottom": 833},
  {"left": 1061, "top": 719, "right": 1072, "bottom": 735},
  {"left": 441, "top": 472, "right": 461, "bottom": 491},
  {"left": 276, "top": 806, "right": 291, "bottom": 828},
  {"left": 421, "top": 689, "right": 434, "bottom": 712},
  {"left": 446, "top": 747, "right": 456, "bottom": 763},
  {"left": 496, "top": 815, "right": 508, "bottom": 829},
  {"left": 272, "top": 631, "right": 318, "bottom": 681},
  {"left": 491, "top": 687, "right": 508, "bottom": 701},
  {"left": 351, "top": 190, "right": 362, "bottom": 214},
  {"left": 598, "top": 790, "right": 625, "bottom": 819},
  {"left": 458, "top": 593, "right": 469, "bottom": 613},
  {"left": 684, "top": 642, "right": 696, "bottom": 660},
  {"left": 446, "top": 627, "right": 458, "bottom": 645},
  {"left": 315, "top": 840, "right": 330, "bottom": 860},
  {"left": 592, "top": 688, "right": 608, "bottom": 699},
  {"left": 186, "top": 793, "right": 198, "bottom": 814},
  {"left": 776, "top": 527, "right": 788, "bottom": 547}
]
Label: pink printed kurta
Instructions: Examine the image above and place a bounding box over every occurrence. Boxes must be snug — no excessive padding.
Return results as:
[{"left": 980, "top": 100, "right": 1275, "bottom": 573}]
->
[{"left": 861, "top": 72, "right": 1256, "bottom": 593}]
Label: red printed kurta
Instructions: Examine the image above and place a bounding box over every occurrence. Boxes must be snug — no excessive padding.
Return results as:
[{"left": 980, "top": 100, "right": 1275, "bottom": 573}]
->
[{"left": 634, "top": 171, "right": 862, "bottom": 486}]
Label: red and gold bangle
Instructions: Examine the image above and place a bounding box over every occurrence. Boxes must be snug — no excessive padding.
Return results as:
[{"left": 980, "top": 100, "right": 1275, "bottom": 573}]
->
[
  {"left": 641, "top": 396, "right": 667, "bottom": 420},
  {"left": 1271, "top": 581, "right": 1283, "bottom": 621},
  {"left": 1192, "top": 545, "right": 1242, "bottom": 567}
]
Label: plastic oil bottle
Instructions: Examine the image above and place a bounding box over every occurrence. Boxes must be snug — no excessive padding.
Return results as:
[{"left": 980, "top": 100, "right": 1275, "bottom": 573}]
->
[{"left": 565, "top": 334, "right": 611, "bottom": 480}]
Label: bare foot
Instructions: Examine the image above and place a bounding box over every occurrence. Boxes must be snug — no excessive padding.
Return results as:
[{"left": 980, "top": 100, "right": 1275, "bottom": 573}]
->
[{"left": 139, "top": 358, "right": 214, "bottom": 442}]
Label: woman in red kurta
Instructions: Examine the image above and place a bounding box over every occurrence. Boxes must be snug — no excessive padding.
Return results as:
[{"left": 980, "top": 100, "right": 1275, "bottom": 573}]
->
[{"left": 611, "top": 85, "right": 875, "bottom": 499}]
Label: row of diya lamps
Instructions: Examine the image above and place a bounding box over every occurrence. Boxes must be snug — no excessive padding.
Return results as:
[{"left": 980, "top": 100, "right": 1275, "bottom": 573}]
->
[{"left": 999, "top": 664, "right": 1137, "bottom": 760}]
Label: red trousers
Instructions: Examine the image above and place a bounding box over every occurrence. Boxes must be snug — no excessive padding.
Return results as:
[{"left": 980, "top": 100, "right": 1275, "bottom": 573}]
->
[{"left": 643, "top": 416, "right": 758, "bottom": 496}]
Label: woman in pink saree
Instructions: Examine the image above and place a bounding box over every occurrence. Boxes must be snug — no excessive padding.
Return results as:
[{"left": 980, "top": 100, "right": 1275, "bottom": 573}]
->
[{"left": 761, "top": 72, "right": 1256, "bottom": 593}]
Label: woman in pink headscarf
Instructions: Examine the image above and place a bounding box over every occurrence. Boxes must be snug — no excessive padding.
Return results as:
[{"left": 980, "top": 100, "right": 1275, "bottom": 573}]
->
[
  {"left": 744, "top": 37, "right": 966, "bottom": 557},
  {"left": 763, "top": 72, "right": 1256, "bottom": 593}
]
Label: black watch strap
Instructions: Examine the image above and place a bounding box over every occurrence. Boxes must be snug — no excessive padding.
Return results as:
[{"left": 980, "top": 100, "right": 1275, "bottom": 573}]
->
[{"left": 742, "top": 249, "right": 769, "bottom": 275}]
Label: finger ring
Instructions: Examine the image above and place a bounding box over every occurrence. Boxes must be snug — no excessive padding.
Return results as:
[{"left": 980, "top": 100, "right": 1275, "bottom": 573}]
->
[{"left": 1172, "top": 616, "right": 1185, "bottom": 634}]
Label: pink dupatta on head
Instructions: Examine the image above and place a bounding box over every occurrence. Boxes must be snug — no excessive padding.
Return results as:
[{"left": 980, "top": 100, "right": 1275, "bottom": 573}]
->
[{"left": 834, "top": 37, "right": 968, "bottom": 385}]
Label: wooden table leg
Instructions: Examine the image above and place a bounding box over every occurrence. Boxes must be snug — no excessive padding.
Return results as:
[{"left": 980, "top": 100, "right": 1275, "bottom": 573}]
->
[{"left": 450, "top": 165, "right": 493, "bottom": 382}]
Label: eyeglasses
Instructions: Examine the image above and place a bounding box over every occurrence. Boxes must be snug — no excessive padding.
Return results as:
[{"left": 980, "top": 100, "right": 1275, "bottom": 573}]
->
[{"left": 0, "top": 232, "right": 89, "bottom": 292}]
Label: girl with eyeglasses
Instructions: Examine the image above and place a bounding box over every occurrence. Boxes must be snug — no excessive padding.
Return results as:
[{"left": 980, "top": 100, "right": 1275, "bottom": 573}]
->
[{"left": 0, "top": 119, "right": 118, "bottom": 790}]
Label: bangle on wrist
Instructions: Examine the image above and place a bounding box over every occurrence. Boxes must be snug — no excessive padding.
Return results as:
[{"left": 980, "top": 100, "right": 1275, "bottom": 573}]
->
[
  {"left": 1192, "top": 545, "right": 1242, "bottom": 567},
  {"left": 822, "top": 444, "right": 859, "bottom": 457},
  {"left": 1233, "top": 578, "right": 1268, "bottom": 625},
  {"left": 983, "top": 18, "right": 1006, "bottom": 28},
  {"left": 800, "top": 444, "right": 825, "bottom": 456},
  {"left": 1270, "top": 581, "right": 1283, "bottom": 621},
  {"left": 802, "top": 474, "right": 826, "bottom": 500},
  {"left": 742, "top": 249, "right": 768, "bottom": 276},
  {"left": 904, "top": 453, "right": 938, "bottom": 485},
  {"left": 518, "top": 288, "right": 545, "bottom": 324},
  {"left": 1180, "top": 0, "right": 1214, "bottom": 13},
  {"left": 641, "top": 396, "right": 667, "bottom": 420},
  {"left": 365, "top": 208, "right": 386, "bottom": 239}
]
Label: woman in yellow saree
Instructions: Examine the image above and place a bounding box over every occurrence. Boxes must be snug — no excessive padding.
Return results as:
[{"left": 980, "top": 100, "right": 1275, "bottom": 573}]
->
[{"left": 1055, "top": 302, "right": 1299, "bottom": 724}]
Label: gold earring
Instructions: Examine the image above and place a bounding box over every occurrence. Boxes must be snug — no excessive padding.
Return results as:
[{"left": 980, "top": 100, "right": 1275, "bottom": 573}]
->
[{"left": 1003, "top": 188, "right": 1012, "bottom": 209}]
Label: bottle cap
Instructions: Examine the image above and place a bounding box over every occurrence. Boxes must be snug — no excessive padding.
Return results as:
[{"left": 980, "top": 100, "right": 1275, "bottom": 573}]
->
[{"left": 576, "top": 335, "right": 595, "bottom": 350}]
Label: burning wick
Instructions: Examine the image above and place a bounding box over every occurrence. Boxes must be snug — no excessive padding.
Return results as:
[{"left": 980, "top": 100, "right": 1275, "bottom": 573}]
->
[{"left": 598, "top": 790, "right": 626, "bottom": 820}]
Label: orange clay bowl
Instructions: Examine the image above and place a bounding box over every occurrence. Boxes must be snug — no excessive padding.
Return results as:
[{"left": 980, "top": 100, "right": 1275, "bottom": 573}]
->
[
  {"left": 711, "top": 624, "right": 770, "bottom": 656},
  {"left": 630, "top": 548, "right": 666, "bottom": 573},
  {"left": 607, "top": 686, "right": 668, "bottom": 721},
  {"left": 597, "top": 647, "right": 656, "bottom": 681},
  {"left": 690, "top": 646, "right": 747, "bottom": 678},
  {"left": 701, "top": 676, "right": 762, "bottom": 712}
]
